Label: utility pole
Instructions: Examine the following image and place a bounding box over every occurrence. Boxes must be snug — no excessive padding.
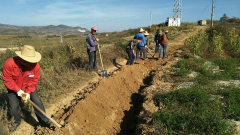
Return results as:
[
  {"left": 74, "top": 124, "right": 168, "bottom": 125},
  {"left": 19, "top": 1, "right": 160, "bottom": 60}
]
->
[
  {"left": 60, "top": 34, "right": 63, "bottom": 44},
  {"left": 150, "top": 12, "right": 152, "bottom": 29},
  {"left": 211, "top": 0, "right": 215, "bottom": 28}
]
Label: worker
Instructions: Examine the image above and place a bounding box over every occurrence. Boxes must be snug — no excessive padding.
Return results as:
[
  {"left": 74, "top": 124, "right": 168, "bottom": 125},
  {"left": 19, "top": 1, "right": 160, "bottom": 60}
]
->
[
  {"left": 140, "top": 31, "right": 150, "bottom": 58},
  {"left": 152, "top": 29, "right": 160, "bottom": 58},
  {"left": 2, "top": 45, "right": 52, "bottom": 132},
  {"left": 158, "top": 30, "right": 168, "bottom": 60},
  {"left": 165, "top": 30, "right": 169, "bottom": 39},
  {"left": 86, "top": 26, "right": 99, "bottom": 72},
  {"left": 134, "top": 28, "right": 147, "bottom": 60},
  {"left": 126, "top": 37, "right": 142, "bottom": 65}
]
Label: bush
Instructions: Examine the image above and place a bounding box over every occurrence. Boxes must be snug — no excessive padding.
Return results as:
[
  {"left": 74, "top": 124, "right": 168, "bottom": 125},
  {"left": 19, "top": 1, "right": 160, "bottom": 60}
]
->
[{"left": 184, "top": 32, "right": 208, "bottom": 55}]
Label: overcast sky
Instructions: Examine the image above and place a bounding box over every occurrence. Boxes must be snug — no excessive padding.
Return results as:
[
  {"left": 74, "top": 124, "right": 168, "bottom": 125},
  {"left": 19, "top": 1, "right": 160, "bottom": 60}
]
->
[{"left": 0, "top": 0, "right": 239, "bottom": 32}]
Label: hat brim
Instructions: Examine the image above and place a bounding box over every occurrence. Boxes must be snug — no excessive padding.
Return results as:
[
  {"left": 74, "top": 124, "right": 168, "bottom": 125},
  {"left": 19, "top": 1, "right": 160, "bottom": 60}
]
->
[
  {"left": 144, "top": 33, "right": 149, "bottom": 35},
  {"left": 139, "top": 30, "right": 145, "bottom": 32},
  {"left": 15, "top": 51, "right": 41, "bottom": 63}
]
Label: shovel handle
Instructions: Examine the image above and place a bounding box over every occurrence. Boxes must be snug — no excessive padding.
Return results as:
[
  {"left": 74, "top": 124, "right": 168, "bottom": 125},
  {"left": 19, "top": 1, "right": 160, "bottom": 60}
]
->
[
  {"left": 97, "top": 43, "right": 105, "bottom": 70},
  {"left": 28, "top": 99, "right": 62, "bottom": 128}
]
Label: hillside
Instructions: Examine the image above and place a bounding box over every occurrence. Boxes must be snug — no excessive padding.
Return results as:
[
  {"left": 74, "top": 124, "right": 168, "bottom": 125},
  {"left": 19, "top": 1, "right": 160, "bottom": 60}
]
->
[
  {"left": 0, "top": 21, "right": 239, "bottom": 135},
  {"left": 0, "top": 23, "right": 90, "bottom": 35}
]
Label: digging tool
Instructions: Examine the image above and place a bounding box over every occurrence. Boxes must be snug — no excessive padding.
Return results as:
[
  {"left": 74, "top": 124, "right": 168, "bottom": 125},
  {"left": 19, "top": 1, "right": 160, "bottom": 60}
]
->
[
  {"left": 145, "top": 46, "right": 154, "bottom": 58},
  {"left": 27, "top": 99, "right": 62, "bottom": 128},
  {"left": 97, "top": 43, "right": 107, "bottom": 77}
]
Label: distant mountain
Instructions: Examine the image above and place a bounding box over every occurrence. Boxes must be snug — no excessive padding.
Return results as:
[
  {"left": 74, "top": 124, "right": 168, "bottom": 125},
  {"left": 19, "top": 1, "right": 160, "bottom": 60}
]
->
[{"left": 0, "top": 23, "right": 90, "bottom": 35}]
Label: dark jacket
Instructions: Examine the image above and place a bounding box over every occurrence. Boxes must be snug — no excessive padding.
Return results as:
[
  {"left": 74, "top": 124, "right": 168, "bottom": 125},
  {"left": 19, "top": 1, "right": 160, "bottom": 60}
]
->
[
  {"left": 126, "top": 39, "right": 138, "bottom": 50},
  {"left": 86, "top": 33, "right": 98, "bottom": 52},
  {"left": 155, "top": 32, "right": 159, "bottom": 42}
]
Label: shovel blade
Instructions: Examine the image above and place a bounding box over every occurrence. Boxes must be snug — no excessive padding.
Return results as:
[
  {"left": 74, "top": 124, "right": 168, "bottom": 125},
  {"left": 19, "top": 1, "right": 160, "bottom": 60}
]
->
[{"left": 100, "top": 70, "right": 107, "bottom": 77}]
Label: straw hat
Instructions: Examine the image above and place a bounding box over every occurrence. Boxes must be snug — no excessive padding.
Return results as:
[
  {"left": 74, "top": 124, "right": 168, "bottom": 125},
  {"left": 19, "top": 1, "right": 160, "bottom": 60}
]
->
[
  {"left": 15, "top": 45, "right": 41, "bottom": 63},
  {"left": 165, "top": 30, "right": 169, "bottom": 33},
  {"left": 144, "top": 31, "right": 149, "bottom": 35},
  {"left": 139, "top": 28, "right": 145, "bottom": 33}
]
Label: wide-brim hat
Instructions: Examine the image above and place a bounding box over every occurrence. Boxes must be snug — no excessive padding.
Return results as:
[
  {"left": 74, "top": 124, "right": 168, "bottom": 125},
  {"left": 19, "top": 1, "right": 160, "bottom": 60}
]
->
[
  {"left": 144, "top": 31, "right": 149, "bottom": 35},
  {"left": 15, "top": 45, "right": 41, "bottom": 63},
  {"left": 139, "top": 28, "right": 145, "bottom": 33},
  {"left": 165, "top": 30, "right": 169, "bottom": 33}
]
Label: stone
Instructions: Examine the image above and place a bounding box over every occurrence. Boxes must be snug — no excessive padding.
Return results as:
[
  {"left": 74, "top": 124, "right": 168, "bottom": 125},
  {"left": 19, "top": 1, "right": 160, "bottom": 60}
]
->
[
  {"left": 203, "top": 61, "right": 219, "bottom": 70},
  {"left": 208, "top": 95, "right": 224, "bottom": 101},
  {"left": 177, "top": 82, "right": 195, "bottom": 89},
  {"left": 215, "top": 80, "right": 240, "bottom": 87},
  {"left": 143, "top": 101, "right": 158, "bottom": 114},
  {"left": 194, "top": 55, "right": 201, "bottom": 59},
  {"left": 188, "top": 71, "right": 199, "bottom": 78}
]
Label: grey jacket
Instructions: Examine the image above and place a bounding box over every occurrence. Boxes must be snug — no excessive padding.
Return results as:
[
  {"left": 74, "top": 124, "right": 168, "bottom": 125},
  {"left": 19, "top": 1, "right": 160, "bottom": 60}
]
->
[
  {"left": 86, "top": 33, "right": 98, "bottom": 52},
  {"left": 126, "top": 39, "right": 138, "bottom": 50}
]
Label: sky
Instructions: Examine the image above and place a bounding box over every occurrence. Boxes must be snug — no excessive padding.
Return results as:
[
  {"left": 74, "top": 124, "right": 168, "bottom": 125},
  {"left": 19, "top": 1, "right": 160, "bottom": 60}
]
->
[{"left": 0, "top": 0, "right": 240, "bottom": 32}]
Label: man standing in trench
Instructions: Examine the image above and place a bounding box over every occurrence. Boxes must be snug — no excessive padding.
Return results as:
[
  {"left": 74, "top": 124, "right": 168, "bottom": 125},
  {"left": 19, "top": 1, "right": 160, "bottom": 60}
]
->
[
  {"left": 158, "top": 30, "right": 168, "bottom": 60},
  {"left": 2, "top": 45, "right": 52, "bottom": 132},
  {"left": 86, "top": 26, "right": 99, "bottom": 72},
  {"left": 134, "top": 28, "right": 147, "bottom": 61}
]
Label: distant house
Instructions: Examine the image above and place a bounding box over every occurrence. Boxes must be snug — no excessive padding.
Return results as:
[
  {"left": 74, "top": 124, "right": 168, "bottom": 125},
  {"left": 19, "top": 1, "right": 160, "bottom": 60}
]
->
[
  {"left": 198, "top": 20, "right": 207, "bottom": 26},
  {"left": 220, "top": 14, "right": 230, "bottom": 23},
  {"left": 166, "top": 17, "right": 181, "bottom": 27}
]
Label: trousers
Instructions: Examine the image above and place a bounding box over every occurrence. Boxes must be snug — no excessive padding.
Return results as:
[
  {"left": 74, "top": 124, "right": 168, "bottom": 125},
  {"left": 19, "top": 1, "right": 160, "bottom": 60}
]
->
[
  {"left": 126, "top": 48, "right": 135, "bottom": 65},
  {"left": 159, "top": 45, "right": 168, "bottom": 59},
  {"left": 136, "top": 46, "right": 146, "bottom": 60},
  {"left": 7, "top": 88, "right": 49, "bottom": 125},
  {"left": 88, "top": 51, "right": 98, "bottom": 72}
]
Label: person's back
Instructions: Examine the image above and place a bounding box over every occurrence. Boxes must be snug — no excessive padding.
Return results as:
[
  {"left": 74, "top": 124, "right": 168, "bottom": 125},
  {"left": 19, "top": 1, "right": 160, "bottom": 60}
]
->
[
  {"left": 134, "top": 33, "right": 146, "bottom": 47},
  {"left": 155, "top": 31, "right": 159, "bottom": 42},
  {"left": 158, "top": 33, "right": 168, "bottom": 46}
]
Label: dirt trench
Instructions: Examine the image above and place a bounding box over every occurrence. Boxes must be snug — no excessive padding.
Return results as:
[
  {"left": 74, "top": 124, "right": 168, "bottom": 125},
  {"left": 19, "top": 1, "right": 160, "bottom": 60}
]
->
[
  {"left": 34, "top": 43, "right": 184, "bottom": 135},
  {"left": 33, "top": 26, "right": 207, "bottom": 135}
]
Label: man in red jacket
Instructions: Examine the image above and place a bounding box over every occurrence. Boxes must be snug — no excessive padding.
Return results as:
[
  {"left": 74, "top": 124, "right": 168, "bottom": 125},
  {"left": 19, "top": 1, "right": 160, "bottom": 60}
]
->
[
  {"left": 157, "top": 31, "right": 169, "bottom": 60},
  {"left": 2, "top": 45, "right": 51, "bottom": 132}
]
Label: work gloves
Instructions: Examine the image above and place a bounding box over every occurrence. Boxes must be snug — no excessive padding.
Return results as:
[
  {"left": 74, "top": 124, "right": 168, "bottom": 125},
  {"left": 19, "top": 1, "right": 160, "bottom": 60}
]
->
[{"left": 17, "top": 89, "right": 30, "bottom": 102}]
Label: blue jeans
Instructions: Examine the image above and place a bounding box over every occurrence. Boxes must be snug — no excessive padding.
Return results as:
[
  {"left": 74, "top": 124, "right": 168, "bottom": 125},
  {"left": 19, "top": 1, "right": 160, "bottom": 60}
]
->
[
  {"left": 159, "top": 45, "right": 168, "bottom": 59},
  {"left": 126, "top": 48, "right": 135, "bottom": 65}
]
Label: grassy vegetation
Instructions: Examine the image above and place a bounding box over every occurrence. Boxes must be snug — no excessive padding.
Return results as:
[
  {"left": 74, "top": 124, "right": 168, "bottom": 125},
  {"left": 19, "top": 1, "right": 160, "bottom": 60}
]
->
[
  {"left": 154, "top": 87, "right": 239, "bottom": 134},
  {"left": 152, "top": 19, "right": 240, "bottom": 134}
]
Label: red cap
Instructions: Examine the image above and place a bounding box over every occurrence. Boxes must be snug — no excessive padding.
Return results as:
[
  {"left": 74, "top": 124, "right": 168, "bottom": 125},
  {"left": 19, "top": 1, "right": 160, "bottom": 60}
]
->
[{"left": 91, "top": 26, "right": 97, "bottom": 31}]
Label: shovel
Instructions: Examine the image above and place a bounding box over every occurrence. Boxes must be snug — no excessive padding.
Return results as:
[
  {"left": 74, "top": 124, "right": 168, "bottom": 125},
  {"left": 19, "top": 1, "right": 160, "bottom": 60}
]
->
[
  {"left": 97, "top": 43, "right": 107, "bottom": 77},
  {"left": 27, "top": 99, "right": 62, "bottom": 128}
]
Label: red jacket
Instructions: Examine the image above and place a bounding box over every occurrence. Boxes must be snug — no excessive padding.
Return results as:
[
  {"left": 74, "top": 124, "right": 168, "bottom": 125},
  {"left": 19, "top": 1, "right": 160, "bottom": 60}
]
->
[
  {"left": 2, "top": 56, "right": 40, "bottom": 94},
  {"left": 158, "top": 33, "right": 168, "bottom": 45}
]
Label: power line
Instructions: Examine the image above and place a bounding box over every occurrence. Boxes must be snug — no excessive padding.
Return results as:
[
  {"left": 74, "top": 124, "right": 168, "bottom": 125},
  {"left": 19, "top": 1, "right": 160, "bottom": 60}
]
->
[
  {"left": 197, "top": 0, "right": 212, "bottom": 20},
  {"left": 78, "top": 13, "right": 150, "bottom": 26}
]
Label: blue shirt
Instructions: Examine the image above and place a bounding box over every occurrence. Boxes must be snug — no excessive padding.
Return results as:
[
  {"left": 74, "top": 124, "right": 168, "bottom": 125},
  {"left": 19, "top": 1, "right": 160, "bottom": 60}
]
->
[{"left": 134, "top": 33, "right": 146, "bottom": 47}]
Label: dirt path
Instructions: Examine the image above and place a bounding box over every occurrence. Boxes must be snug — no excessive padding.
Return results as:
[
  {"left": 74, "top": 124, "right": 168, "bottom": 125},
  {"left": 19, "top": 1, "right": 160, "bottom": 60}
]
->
[
  {"left": 11, "top": 26, "right": 207, "bottom": 135},
  {"left": 0, "top": 47, "right": 21, "bottom": 53}
]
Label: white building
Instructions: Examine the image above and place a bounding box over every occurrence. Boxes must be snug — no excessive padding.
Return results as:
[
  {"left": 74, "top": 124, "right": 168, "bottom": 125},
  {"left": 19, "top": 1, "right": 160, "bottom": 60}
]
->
[
  {"left": 198, "top": 20, "right": 207, "bottom": 26},
  {"left": 220, "top": 14, "right": 230, "bottom": 24},
  {"left": 166, "top": 17, "right": 181, "bottom": 27}
]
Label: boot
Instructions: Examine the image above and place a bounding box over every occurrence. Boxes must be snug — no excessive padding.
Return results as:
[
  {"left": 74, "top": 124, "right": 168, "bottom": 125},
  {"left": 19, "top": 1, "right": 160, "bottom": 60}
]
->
[{"left": 9, "top": 123, "right": 20, "bottom": 132}]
